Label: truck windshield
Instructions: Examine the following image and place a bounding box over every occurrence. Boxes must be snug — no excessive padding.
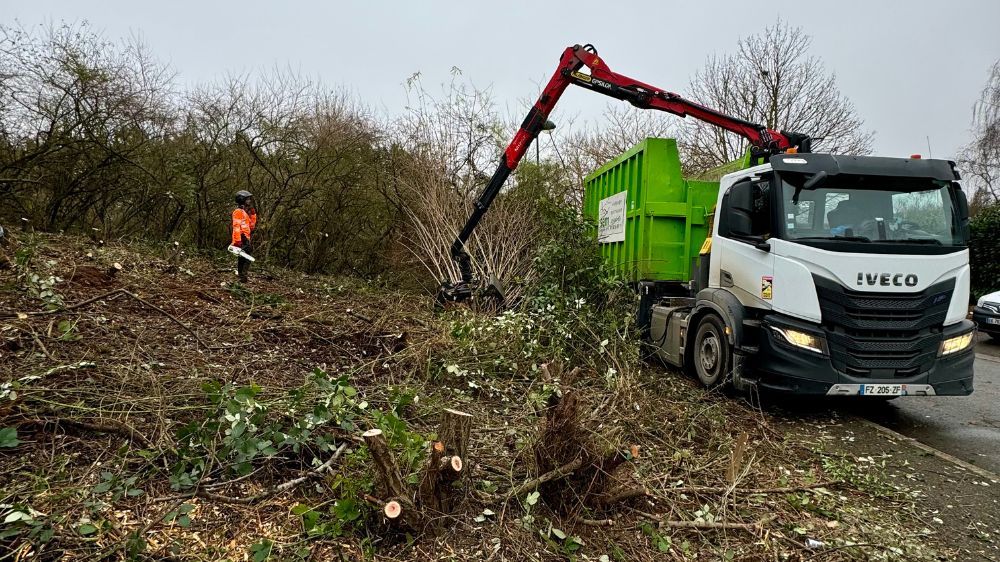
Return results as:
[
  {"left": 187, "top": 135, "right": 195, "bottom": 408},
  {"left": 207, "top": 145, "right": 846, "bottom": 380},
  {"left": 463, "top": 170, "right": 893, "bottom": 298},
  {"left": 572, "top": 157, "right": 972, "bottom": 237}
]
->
[{"left": 779, "top": 177, "right": 966, "bottom": 247}]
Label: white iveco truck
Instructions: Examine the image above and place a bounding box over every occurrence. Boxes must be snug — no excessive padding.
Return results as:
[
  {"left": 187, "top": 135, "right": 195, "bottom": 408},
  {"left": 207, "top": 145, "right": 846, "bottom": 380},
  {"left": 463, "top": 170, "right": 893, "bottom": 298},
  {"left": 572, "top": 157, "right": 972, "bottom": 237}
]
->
[{"left": 649, "top": 152, "right": 975, "bottom": 397}]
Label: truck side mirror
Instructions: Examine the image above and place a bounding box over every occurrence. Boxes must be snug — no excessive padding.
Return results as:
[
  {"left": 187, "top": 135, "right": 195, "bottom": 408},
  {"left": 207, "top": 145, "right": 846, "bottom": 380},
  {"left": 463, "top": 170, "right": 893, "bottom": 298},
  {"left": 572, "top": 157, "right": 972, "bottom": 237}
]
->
[
  {"left": 955, "top": 186, "right": 969, "bottom": 220},
  {"left": 955, "top": 185, "right": 970, "bottom": 240}
]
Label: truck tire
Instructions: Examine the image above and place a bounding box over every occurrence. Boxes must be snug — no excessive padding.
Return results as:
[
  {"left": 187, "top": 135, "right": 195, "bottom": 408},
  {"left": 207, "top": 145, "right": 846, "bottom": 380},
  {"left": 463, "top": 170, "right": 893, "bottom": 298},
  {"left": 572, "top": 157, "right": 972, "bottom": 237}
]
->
[{"left": 693, "top": 314, "right": 731, "bottom": 388}]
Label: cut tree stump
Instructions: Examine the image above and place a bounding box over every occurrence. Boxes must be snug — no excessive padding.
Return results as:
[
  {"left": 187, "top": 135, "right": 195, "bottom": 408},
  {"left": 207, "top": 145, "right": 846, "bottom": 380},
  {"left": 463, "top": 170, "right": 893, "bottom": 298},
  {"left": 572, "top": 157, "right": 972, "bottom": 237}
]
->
[
  {"left": 362, "top": 429, "right": 406, "bottom": 500},
  {"left": 416, "top": 441, "right": 466, "bottom": 532},
  {"left": 384, "top": 499, "right": 403, "bottom": 519},
  {"left": 382, "top": 496, "right": 423, "bottom": 530},
  {"left": 439, "top": 455, "right": 463, "bottom": 477},
  {"left": 363, "top": 429, "right": 426, "bottom": 530},
  {"left": 365, "top": 409, "right": 474, "bottom": 533},
  {"left": 438, "top": 408, "right": 472, "bottom": 466},
  {"left": 417, "top": 441, "right": 446, "bottom": 516}
]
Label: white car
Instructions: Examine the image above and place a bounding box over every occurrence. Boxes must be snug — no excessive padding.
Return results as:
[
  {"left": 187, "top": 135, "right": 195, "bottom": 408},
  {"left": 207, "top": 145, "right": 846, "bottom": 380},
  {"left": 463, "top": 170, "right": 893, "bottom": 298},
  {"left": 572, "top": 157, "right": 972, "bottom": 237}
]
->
[{"left": 973, "top": 290, "right": 1000, "bottom": 340}]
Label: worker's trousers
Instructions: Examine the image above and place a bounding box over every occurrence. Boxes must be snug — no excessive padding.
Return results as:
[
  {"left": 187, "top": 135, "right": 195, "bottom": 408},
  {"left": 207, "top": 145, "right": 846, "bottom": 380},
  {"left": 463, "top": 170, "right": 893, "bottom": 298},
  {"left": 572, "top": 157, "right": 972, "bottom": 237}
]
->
[{"left": 237, "top": 238, "right": 252, "bottom": 282}]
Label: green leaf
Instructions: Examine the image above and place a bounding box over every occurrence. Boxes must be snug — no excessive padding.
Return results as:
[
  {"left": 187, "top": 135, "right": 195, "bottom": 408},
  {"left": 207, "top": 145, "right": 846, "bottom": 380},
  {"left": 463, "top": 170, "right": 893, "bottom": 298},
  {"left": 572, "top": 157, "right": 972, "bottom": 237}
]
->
[
  {"left": 333, "top": 498, "right": 360, "bottom": 522},
  {"left": 290, "top": 504, "right": 312, "bottom": 516},
  {"left": 565, "top": 536, "right": 583, "bottom": 553},
  {"left": 0, "top": 427, "right": 20, "bottom": 448},
  {"left": 251, "top": 539, "right": 273, "bottom": 562},
  {"left": 177, "top": 515, "right": 191, "bottom": 528},
  {"left": 525, "top": 491, "right": 540, "bottom": 506},
  {"left": 657, "top": 537, "right": 672, "bottom": 552},
  {"left": 78, "top": 523, "right": 98, "bottom": 536},
  {"left": 0, "top": 528, "right": 22, "bottom": 540},
  {"left": 92, "top": 482, "right": 113, "bottom": 494},
  {"left": 4, "top": 511, "right": 29, "bottom": 524},
  {"left": 301, "top": 510, "right": 319, "bottom": 532}
]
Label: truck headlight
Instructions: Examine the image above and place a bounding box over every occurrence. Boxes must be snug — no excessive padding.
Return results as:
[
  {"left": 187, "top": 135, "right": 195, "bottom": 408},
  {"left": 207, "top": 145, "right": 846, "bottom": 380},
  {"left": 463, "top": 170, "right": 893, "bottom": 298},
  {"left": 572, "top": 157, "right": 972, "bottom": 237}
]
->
[
  {"left": 939, "top": 332, "right": 974, "bottom": 356},
  {"left": 771, "top": 326, "right": 827, "bottom": 355}
]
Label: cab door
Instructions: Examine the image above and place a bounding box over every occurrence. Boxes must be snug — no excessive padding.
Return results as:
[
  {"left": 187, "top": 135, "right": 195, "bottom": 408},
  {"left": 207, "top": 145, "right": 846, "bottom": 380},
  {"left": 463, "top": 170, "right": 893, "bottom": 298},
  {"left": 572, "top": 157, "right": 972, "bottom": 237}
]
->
[{"left": 713, "top": 175, "right": 776, "bottom": 309}]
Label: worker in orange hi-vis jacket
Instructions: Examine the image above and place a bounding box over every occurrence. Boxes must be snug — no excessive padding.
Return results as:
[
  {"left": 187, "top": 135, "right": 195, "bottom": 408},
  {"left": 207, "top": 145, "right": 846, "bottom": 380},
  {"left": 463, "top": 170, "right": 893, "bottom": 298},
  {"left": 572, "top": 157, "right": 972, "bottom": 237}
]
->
[{"left": 231, "top": 190, "right": 257, "bottom": 282}]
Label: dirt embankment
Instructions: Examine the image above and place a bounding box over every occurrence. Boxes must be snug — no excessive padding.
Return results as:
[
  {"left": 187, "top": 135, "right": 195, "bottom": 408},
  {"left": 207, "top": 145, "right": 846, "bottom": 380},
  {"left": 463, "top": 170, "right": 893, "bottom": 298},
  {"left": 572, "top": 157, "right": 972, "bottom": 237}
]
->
[{"left": 0, "top": 233, "right": 975, "bottom": 561}]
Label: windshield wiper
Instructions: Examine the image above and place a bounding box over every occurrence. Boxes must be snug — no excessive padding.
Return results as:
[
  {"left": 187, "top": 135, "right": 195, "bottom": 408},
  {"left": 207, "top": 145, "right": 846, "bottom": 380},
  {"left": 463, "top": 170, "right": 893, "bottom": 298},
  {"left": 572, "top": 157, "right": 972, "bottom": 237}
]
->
[
  {"left": 794, "top": 235, "right": 871, "bottom": 242},
  {"left": 883, "top": 238, "right": 943, "bottom": 245}
]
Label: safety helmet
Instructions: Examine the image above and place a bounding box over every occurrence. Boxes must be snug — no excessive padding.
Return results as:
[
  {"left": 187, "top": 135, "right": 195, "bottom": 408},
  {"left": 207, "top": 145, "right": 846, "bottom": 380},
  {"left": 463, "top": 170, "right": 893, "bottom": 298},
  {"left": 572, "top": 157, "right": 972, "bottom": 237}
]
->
[{"left": 235, "top": 190, "right": 253, "bottom": 206}]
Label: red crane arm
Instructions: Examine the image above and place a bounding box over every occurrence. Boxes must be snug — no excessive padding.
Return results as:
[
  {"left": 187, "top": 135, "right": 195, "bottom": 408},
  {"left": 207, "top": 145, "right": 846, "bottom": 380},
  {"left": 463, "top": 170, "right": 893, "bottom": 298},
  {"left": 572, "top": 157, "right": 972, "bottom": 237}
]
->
[{"left": 441, "top": 44, "right": 811, "bottom": 302}]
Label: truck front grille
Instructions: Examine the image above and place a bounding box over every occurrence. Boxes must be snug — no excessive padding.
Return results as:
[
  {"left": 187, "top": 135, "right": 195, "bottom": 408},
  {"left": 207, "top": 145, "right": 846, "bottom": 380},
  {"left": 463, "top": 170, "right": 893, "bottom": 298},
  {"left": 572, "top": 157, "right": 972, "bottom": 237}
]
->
[{"left": 813, "top": 276, "right": 954, "bottom": 377}]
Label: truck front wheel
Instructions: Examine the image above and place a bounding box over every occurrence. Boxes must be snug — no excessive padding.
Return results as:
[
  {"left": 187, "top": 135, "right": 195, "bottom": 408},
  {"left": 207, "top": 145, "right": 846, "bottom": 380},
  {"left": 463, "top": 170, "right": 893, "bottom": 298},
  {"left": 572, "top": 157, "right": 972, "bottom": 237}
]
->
[{"left": 693, "top": 315, "right": 731, "bottom": 388}]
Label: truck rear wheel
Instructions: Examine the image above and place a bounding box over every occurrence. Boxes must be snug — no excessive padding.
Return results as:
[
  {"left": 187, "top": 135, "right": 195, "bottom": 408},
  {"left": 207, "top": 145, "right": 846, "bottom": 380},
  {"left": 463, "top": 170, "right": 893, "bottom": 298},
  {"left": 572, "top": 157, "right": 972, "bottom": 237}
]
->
[{"left": 693, "top": 315, "right": 731, "bottom": 388}]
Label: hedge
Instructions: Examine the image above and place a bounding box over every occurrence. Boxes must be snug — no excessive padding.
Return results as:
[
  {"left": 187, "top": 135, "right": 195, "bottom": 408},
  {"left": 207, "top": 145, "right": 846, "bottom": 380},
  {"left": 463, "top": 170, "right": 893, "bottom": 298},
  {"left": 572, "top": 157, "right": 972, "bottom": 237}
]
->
[{"left": 970, "top": 204, "right": 1000, "bottom": 298}]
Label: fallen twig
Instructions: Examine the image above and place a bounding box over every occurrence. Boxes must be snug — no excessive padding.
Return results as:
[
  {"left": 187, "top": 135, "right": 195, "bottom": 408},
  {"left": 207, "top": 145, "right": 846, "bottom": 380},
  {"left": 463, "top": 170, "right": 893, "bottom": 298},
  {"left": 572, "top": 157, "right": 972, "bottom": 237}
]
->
[
  {"left": 345, "top": 308, "right": 373, "bottom": 324},
  {"left": 39, "top": 361, "right": 96, "bottom": 378},
  {"left": 22, "top": 326, "right": 55, "bottom": 361},
  {"left": 1, "top": 288, "right": 125, "bottom": 317},
  {"left": 662, "top": 481, "right": 838, "bottom": 496},
  {"left": 573, "top": 515, "right": 615, "bottom": 526},
  {"left": 660, "top": 514, "right": 776, "bottom": 531},
  {"left": 2, "top": 288, "right": 229, "bottom": 350},
  {"left": 32, "top": 415, "right": 155, "bottom": 449},
  {"left": 509, "top": 458, "right": 583, "bottom": 498},
  {"left": 152, "top": 443, "right": 348, "bottom": 505},
  {"left": 633, "top": 508, "right": 778, "bottom": 532},
  {"left": 802, "top": 541, "right": 888, "bottom": 560},
  {"left": 599, "top": 486, "right": 649, "bottom": 507}
]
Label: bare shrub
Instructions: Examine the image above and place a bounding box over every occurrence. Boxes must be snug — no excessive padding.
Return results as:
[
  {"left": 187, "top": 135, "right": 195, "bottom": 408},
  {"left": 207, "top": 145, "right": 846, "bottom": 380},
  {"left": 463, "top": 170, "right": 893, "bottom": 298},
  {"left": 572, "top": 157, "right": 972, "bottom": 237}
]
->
[{"left": 393, "top": 75, "right": 549, "bottom": 303}]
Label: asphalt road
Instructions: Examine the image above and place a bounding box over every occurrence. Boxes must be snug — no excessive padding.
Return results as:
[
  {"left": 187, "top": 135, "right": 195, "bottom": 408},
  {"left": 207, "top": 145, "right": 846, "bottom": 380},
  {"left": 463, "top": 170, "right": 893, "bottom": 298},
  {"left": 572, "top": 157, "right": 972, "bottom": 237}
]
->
[{"left": 861, "top": 336, "right": 1000, "bottom": 475}]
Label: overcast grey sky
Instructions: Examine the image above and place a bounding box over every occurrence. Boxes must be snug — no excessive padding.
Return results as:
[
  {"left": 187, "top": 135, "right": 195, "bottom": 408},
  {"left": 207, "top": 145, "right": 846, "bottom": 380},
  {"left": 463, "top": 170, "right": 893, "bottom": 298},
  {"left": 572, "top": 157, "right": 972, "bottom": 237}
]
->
[{"left": 5, "top": 0, "right": 999, "bottom": 160}]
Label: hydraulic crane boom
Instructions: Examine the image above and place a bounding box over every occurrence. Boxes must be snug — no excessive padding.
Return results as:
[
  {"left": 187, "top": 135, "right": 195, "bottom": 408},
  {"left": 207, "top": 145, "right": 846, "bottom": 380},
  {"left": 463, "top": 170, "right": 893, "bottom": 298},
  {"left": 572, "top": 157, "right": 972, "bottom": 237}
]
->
[{"left": 440, "top": 43, "right": 812, "bottom": 302}]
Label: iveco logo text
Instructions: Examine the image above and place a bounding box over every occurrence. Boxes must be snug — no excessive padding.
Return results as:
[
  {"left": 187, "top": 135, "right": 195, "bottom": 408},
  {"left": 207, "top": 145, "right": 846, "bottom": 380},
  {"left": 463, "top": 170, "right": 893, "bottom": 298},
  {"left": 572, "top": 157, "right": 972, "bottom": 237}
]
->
[{"left": 856, "top": 273, "right": 918, "bottom": 287}]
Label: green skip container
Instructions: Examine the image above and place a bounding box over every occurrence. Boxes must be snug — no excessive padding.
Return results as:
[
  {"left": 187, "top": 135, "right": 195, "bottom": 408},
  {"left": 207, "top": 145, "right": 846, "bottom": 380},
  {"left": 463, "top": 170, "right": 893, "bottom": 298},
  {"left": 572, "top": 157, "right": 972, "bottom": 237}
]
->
[{"left": 583, "top": 138, "right": 720, "bottom": 284}]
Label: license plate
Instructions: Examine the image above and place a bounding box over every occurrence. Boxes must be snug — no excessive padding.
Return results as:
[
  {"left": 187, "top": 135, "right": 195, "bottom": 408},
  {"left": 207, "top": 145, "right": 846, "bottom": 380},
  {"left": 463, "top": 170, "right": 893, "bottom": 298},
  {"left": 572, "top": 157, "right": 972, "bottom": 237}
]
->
[
  {"left": 988, "top": 317, "right": 1000, "bottom": 325},
  {"left": 860, "top": 384, "right": 904, "bottom": 396}
]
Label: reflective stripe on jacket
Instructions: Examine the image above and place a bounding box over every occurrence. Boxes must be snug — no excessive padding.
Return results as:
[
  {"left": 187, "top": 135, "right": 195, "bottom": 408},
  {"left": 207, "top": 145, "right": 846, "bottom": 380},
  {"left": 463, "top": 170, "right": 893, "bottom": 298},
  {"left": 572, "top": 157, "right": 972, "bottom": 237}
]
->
[{"left": 231, "top": 208, "right": 257, "bottom": 245}]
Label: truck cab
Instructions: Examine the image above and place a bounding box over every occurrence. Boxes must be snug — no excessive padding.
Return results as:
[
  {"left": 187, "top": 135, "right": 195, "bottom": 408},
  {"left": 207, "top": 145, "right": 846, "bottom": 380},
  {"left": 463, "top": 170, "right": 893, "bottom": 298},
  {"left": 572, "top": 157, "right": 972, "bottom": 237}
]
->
[{"left": 671, "top": 152, "right": 975, "bottom": 396}]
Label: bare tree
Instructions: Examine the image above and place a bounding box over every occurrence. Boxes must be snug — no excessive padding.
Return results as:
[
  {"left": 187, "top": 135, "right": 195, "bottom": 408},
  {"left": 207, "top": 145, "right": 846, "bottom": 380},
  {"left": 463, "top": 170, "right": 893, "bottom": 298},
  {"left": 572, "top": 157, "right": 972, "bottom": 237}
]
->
[
  {"left": 680, "top": 21, "right": 873, "bottom": 174},
  {"left": 0, "top": 21, "right": 175, "bottom": 231},
  {"left": 962, "top": 60, "right": 1000, "bottom": 211}
]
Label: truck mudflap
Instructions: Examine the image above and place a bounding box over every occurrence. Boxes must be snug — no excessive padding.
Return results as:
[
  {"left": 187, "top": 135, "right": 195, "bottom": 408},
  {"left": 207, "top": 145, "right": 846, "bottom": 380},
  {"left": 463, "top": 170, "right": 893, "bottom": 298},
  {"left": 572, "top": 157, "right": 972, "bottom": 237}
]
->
[{"left": 750, "top": 314, "right": 976, "bottom": 396}]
